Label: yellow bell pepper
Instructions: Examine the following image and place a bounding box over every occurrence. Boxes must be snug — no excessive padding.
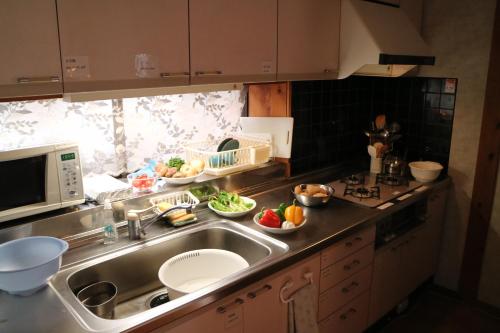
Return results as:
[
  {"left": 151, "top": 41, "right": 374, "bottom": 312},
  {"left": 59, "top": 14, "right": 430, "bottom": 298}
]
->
[{"left": 284, "top": 200, "right": 304, "bottom": 226}]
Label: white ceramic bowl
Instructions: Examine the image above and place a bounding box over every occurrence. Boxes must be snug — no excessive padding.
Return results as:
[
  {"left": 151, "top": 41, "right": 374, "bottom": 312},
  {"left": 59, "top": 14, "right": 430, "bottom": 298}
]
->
[
  {"left": 0, "top": 236, "right": 68, "bottom": 296},
  {"left": 207, "top": 197, "right": 256, "bottom": 218},
  {"left": 253, "top": 211, "right": 307, "bottom": 235},
  {"left": 409, "top": 161, "right": 443, "bottom": 183},
  {"left": 158, "top": 249, "right": 249, "bottom": 299},
  {"left": 162, "top": 170, "right": 205, "bottom": 185}
]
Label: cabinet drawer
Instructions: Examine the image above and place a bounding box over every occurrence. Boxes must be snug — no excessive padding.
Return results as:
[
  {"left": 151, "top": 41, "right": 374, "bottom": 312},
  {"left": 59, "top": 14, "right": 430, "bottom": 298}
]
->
[
  {"left": 318, "top": 264, "right": 372, "bottom": 321},
  {"left": 320, "top": 244, "right": 374, "bottom": 293},
  {"left": 319, "top": 291, "right": 370, "bottom": 333},
  {"left": 321, "top": 225, "right": 375, "bottom": 268}
]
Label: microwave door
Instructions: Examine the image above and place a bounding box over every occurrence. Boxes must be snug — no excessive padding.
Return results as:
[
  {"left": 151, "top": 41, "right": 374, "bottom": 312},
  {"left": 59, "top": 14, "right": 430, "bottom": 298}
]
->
[{"left": 0, "top": 153, "right": 62, "bottom": 222}]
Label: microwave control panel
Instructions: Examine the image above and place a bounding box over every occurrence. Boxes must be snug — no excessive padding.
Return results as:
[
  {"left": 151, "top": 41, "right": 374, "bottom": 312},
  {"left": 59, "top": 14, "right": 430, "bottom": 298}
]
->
[{"left": 56, "top": 149, "right": 84, "bottom": 202}]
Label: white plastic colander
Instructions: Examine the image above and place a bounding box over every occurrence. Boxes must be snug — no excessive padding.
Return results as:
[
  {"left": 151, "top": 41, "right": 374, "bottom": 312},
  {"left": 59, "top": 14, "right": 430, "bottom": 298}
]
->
[{"left": 158, "top": 249, "right": 249, "bottom": 299}]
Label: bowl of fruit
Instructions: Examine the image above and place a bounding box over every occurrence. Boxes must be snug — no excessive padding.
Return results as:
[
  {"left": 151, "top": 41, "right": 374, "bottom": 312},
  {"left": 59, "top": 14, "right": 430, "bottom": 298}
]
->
[
  {"left": 253, "top": 201, "right": 306, "bottom": 234},
  {"left": 156, "top": 157, "right": 205, "bottom": 185},
  {"left": 127, "top": 173, "right": 158, "bottom": 193}
]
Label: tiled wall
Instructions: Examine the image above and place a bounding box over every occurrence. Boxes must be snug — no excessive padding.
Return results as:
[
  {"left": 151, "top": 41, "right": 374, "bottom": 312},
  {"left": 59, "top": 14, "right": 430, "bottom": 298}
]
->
[{"left": 290, "top": 76, "right": 457, "bottom": 176}]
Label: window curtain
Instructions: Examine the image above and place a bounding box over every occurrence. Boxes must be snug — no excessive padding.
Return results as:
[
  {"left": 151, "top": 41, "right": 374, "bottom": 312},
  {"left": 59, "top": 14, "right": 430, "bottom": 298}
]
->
[{"left": 0, "top": 89, "right": 246, "bottom": 176}]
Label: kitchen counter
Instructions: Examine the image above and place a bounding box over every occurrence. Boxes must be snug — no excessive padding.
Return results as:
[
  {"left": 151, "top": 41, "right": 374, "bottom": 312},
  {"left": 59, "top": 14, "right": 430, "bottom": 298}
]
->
[{"left": 0, "top": 168, "right": 450, "bottom": 333}]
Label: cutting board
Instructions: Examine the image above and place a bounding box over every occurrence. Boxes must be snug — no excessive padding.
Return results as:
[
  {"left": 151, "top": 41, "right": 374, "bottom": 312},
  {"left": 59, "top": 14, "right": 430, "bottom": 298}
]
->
[{"left": 239, "top": 117, "right": 294, "bottom": 158}]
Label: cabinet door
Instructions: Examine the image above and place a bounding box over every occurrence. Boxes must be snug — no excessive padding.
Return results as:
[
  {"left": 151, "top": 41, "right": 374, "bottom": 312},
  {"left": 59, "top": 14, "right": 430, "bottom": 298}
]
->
[
  {"left": 400, "top": 0, "right": 424, "bottom": 31},
  {"left": 277, "top": 0, "right": 340, "bottom": 81},
  {"left": 368, "top": 239, "right": 404, "bottom": 325},
  {"left": 189, "top": 0, "right": 277, "bottom": 85},
  {"left": 0, "top": 0, "right": 62, "bottom": 99},
  {"left": 426, "top": 189, "right": 448, "bottom": 270},
  {"left": 243, "top": 276, "right": 285, "bottom": 333},
  {"left": 57, "top": 0, "right": 190, "bottom": 93}
]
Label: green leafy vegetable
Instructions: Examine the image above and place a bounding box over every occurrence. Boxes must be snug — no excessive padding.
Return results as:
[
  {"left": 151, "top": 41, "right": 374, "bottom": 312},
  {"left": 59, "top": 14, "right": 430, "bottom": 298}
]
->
[
  {"left": 209, "top": 191, "right": 253, "bottom": 212},
  {"left": 189, "top": 185, "right": 218, "bottom": 201},
  {"left": 167, "top": 157, "right": 185, "bottom": 171}
]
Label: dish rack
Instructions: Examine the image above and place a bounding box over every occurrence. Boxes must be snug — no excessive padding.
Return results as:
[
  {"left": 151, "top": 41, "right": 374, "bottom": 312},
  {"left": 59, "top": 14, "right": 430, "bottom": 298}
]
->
[
  {"left": 149, "top": 191, "right": 200, "bottom": 215},
  {"left": 185, "top": 134, "right": 271, "bottom": 176}
]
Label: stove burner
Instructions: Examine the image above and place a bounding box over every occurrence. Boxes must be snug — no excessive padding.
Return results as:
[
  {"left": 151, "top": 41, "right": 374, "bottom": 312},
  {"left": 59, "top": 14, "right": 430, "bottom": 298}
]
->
[
  {"left": 376, "top": 173, "right": 408, "bottom": 186},
  {"left": 342, "top": 175, "right": 363, "bottom": 186},
  {"left": 344, "top": 184, "right": 380, "bottom": 200}
]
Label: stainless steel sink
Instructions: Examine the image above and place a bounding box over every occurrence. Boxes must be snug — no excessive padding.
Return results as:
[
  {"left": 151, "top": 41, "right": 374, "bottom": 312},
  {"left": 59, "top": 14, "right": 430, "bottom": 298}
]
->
[{"left": 50, "top": 220, "right": 288, "bottom": 332}]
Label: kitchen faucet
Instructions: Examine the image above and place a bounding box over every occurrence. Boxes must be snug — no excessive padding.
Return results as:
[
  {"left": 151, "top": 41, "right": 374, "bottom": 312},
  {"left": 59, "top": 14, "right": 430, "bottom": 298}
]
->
[{"left": 126, "top": 203, "right": 193, "bottom": 240}]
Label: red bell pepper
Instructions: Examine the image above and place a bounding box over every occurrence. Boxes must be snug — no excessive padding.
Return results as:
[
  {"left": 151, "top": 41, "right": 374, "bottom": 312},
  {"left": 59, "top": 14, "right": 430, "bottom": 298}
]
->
[{"left": 259, "top": 209, "right": 281, "bottom": 228}]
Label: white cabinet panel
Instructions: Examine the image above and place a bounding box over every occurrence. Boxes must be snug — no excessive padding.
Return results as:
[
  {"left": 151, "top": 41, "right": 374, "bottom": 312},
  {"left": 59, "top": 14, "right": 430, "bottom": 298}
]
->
[
  {"left": 57, "top": 0, "right": 190, "bottom": 93},
  {"left": 189, "top": 0, "right": 277, "bottom": 84},
  {"left": 0, "top": 0, "right": 62, "bottom": 99},
  {"left": 277, "top": 0, "right": 340, "bottom": 81}
]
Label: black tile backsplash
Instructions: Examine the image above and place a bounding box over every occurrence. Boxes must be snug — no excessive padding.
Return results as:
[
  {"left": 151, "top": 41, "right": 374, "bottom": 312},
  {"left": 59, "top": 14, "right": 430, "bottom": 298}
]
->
[{"left": 290, "top": 76, "right": 457, "bottom": 176}]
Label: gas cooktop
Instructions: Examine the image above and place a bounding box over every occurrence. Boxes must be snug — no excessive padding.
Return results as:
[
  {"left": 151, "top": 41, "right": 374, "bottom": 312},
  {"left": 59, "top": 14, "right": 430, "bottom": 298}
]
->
[{"left": 329, "top": 172, "right": 423, "bottom": 208}]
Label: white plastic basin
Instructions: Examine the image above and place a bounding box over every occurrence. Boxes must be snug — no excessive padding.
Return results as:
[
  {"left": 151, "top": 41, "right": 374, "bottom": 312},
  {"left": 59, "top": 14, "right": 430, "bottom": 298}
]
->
[
  {"left": 409, "top": 161, "right": 443, "bottom": 183},
  {"left": 0, "top": 236, "right": 68, "bottom": 296},
  {"left": 158, "top": 249, "right": 249, "bottom": 299}
]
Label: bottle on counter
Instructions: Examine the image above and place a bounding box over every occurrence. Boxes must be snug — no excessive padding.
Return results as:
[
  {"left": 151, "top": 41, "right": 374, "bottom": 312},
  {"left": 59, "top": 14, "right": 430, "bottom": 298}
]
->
[{"left": 102, "top": 199, "right": 118, "bottom": 244}]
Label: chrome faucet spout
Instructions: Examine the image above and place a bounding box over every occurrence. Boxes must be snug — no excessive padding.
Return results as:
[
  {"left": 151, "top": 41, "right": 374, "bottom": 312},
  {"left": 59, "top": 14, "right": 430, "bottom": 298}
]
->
[{"left": 127, "top": 204, "right": 193, "bottom": 240}]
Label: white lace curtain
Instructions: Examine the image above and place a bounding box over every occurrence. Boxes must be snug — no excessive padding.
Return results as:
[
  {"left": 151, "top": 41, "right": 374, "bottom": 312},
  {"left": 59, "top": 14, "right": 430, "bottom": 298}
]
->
[{"left": 0, "top": 90, "right": 246, "bottom": 176}]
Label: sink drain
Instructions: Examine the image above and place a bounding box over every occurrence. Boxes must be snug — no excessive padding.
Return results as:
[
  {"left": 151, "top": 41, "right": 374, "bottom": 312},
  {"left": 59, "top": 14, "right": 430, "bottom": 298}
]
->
[{"left": 148, "top": 292, "right": 170, "bottom": 308}]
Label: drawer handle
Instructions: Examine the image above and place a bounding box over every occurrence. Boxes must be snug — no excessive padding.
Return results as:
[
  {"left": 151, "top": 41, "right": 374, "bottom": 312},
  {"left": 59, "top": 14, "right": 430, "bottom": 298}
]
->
[
  {"left": 341, "top": 281, "right": 359, "bottom": 293},
  {"left": 160, "top": 72, "right": 190, "bottom": 78},
  {"left": 247, "top": 284, "right": 272, "bottom": 299},
  {"left": 17, "top": 76, "right": 60, "bottom": 84},
  {"left": 195, "top": 70, "right": 223, "bottom": 76},
  {"left": 340, "top": 308, "right": 357, "bottom": 320},
  {"left": 343, "top": 259, "right": 360, "bottom": 271},
  {"left": 216, "top": 298, "right": 244, "bottom": 314},
  {"left": 345, "top": 236, "right": 363, "bottom": 248}
]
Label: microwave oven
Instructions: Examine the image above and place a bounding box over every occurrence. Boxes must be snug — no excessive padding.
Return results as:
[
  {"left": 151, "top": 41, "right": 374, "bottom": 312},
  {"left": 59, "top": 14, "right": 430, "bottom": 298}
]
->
[{"left": 0, "top": 143, "right": 85, "bottom": 223}]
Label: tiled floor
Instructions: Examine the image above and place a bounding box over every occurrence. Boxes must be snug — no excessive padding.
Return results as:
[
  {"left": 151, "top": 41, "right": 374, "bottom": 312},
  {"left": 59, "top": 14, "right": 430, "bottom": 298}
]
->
[{"left": 368, "top": 288, "right": 500, "bottom": 333}]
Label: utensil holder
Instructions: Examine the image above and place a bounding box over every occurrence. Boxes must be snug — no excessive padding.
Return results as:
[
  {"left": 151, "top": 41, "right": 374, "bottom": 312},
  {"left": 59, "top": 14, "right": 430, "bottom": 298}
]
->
[
  {"left": 370, "top": 157, "right": 382, "bottom": 174},
  {"left": 77, "top": 281, "right": 117, "bottom": 319}
]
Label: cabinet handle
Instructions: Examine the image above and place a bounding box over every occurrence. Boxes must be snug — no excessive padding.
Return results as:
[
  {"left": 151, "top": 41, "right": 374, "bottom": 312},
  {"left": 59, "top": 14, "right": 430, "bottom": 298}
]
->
[
  {"left": 324, "top": 69, "right": 333, "bottom": 73},
  {"left": 340, "top": 308, "right": 357, "bottom": 320},
  {"left": 195, "top": 70, "right": 223, "bottom": 76},
  {"left": 17, "top": 76, "right": 60, "bottom": 84},
  {"left": 343, "top": 259, "right": 361, "bottom": 271},
  {"left": 341, "top": 281, "right": 359, "bottom": 293},
  {"left": 247, "top": 284, "right": 272, "bottom": 299},
  {"left": 345, "top": 236, "right": 363, "bottom": 248},
  {"left": 160, "top": 72, "right": 190, "bottom": 78},
  {"left": 216, "top": 298, "right": 244, "bottom": 314}
]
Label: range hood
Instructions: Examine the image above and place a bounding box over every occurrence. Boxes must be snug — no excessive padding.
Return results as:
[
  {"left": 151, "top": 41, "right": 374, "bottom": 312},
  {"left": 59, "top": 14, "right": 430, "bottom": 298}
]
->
[{"left": 339, "top": 0, "right": 435, "bottom": 79}]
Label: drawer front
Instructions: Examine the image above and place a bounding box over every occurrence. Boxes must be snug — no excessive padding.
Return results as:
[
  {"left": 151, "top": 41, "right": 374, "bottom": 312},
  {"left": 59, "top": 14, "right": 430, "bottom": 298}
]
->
[
  {"left": 321, "top": 225, "right": 375, "bottom": 268},
  {"left": 318, "top": 264, "right": 372, "bottom": 321},
  {"left": 319, "top": 291, "right": 370, "bottom": 333},
  {"left": 320, "top": 244, "right": 374, "bottom": 293}
]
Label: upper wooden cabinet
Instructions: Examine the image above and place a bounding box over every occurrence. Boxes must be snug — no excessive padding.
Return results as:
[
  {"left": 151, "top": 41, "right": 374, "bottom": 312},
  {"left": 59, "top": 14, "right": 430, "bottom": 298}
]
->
[
  {"left": 189, "top": 0, "right": 278, "bottom": 85},
  {"left": 277, "top": 0, "right": 340, "bottom": 81},
  {"left": 57, "top": 0, "right": 190, "bottom": 93},
  {"left": 0, "top": 0, "right": 63, "bottom": 99}
]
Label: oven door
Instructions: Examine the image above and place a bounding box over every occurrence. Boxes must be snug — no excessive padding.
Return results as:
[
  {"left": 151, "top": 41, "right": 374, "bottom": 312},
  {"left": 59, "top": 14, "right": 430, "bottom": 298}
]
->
[{"left": 0, "top": 147, "right": 62, "bottom": 223}]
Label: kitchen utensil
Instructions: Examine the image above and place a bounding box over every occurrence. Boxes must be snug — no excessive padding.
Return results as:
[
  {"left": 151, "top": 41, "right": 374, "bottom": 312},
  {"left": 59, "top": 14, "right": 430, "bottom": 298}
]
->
[
  {"left": 409, "top": 161, "right": 443, "bottom": 182},
  {"left": 375, "top": 115, "right": 386, "bottom": 130},
  {"left": 389, "top": 122, "right": 401, "bottom": 133},
  {"left": 253, "top": 211, "right": 307, "bottom": 234},
  {"left": 208, "top": 196, "right": 256, "bottom": 218},
  {"left": 367, "top": 145, "right": 377, "bottom": 157},
  {"left": 0, "top": 236, "right": 68, "bottom": 296},
  {"left": 77, "top": 281, "right": 117, "bottom": 318},
  {"left": 161, "top": 170, "right": 205, "bottom": 185},
  {"left": 383, "top": 155, "right": 406, "bottom": 176},
  {"left": 293, "top": 184, "right": 334, "bottom": 207},
  {"left": 158, "top": 249, "right": 249, "bottom": 300}
]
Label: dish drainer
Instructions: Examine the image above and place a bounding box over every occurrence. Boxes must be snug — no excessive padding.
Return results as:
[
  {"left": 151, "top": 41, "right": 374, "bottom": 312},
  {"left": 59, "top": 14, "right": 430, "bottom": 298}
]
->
[{"left": 185, "top": 134, "right": 271, "bottom": 176}]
